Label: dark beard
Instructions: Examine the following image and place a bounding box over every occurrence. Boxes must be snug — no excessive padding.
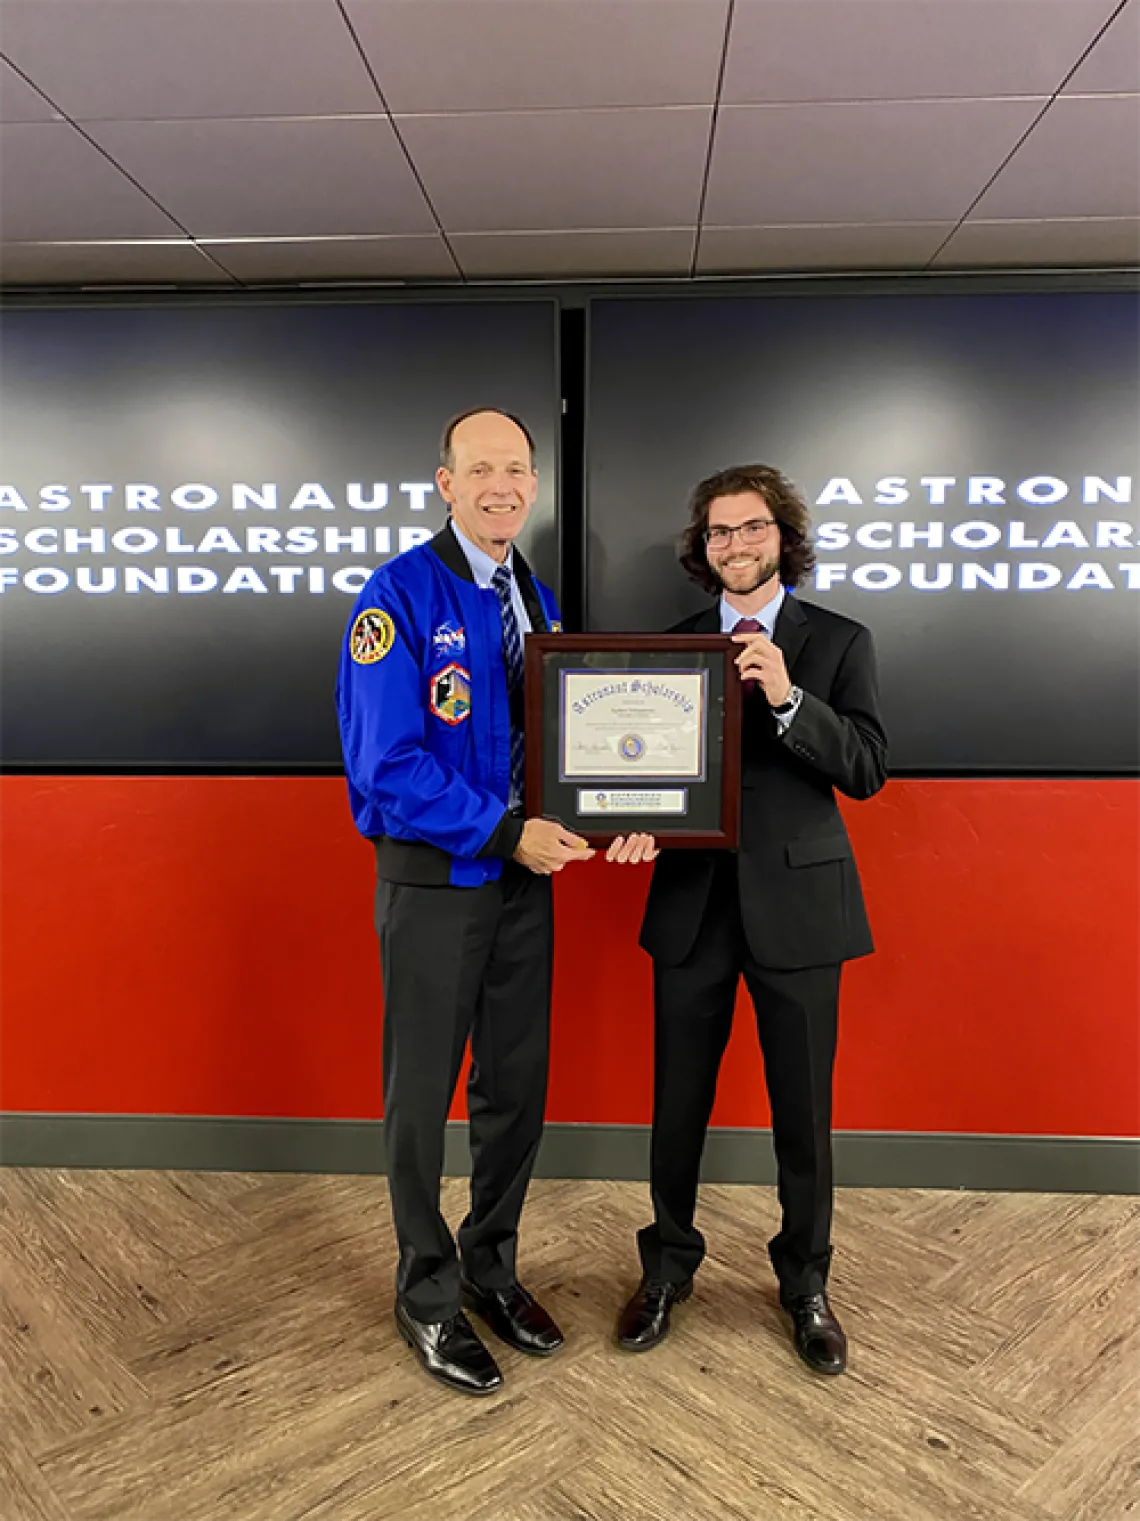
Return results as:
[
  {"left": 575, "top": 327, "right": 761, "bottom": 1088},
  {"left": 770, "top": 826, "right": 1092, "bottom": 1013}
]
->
[{"left": 711, "top": 554, "right": 780, "bottom": 595}]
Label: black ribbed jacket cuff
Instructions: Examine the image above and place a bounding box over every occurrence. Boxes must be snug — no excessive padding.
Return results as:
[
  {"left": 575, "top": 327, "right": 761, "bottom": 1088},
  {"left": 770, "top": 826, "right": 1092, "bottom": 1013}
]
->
[{"left": 479, "top": 810, "right": 525, "bottom": 860}]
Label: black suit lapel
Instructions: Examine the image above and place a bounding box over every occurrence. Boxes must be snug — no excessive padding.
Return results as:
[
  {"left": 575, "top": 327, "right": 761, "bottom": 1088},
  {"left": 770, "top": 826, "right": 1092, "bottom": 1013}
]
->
[
  {"left": 690, "top": 605, "right": 721, "bottom": 634},
  {"left": 774, "top": 593, "right": 810, "bottom": 672}
]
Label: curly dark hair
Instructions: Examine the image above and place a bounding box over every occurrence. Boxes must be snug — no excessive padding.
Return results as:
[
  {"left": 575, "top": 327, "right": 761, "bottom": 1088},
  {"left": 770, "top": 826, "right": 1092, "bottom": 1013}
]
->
[{"left": 679, "top": 463, "right": 816, "bottom": 594}]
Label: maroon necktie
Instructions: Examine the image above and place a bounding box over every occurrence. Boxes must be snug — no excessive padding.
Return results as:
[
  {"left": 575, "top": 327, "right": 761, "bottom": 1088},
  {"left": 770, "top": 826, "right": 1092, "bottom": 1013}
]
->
[{"left": 734, "top": 617, "right": 762, "bottom": 694}]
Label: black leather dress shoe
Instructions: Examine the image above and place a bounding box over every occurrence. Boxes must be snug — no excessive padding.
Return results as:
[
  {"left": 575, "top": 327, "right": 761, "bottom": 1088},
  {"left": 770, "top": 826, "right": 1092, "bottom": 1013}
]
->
[
  {"left": 779, "top": 1289, "right": 848, "bottom": 1375},
  {"left": 616, "top": 1277, "right": 693, "bottom": 1352},
  {"left": 394, "top": 1301, "right": 503, "bottom": 1395},
  {"left": 460, "top": 1278, "right": 564, "bottom": 1357}
]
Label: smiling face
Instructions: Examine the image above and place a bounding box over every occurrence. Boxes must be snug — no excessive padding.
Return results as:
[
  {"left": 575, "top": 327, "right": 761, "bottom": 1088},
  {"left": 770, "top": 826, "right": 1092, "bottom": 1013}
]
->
[
  {"left": 704, "top": 490, "right": 782, "bottom": 596},
  {"left": 436, "top": 411, "right": 537, "bottom": 562}
]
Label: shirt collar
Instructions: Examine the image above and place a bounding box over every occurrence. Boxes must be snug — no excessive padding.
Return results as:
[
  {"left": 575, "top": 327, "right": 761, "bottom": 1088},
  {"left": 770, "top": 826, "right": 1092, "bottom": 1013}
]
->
[
  {"left": 451, "top": 518, "right": 513, "bottom": 590},
  {"left": 720, "top": 583, "right": 786, "bottom": 637}
]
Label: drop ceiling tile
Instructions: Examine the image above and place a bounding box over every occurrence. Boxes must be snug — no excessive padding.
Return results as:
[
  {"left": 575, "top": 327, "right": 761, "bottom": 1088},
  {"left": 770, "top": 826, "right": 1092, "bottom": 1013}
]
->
[
  {"left": 0, "top": 122, "right": 181, "bottom": 240},
  {"left": 86, "top": 117, "right": 436, "bottom": 238},
  {"left": 1065, "top": 0, "right": 1140, "bottom": 93},
  {"left": 397, "top": 107, "right": 710, "bottom": 232},
  {"left": 697, "top": 222, "right": 954, "bottom": 272},
  {"left": 933, "top": 216, "right": 1140, "bottom": 267},
  {"left": 345, "top": 0, "right": 729, "bottom": 111},
  {"left": 973, "top": 93, "right": 1140, "bottom": 218},
  {"left": 704, "top": 99, "right": 1044, "bottom": 225},
  {"left": 0, "top": 59, "right": 62, "bottom": 122},
  {"left": 452, "top": 228, "right": 696, "bottom": 279},
  {"left": 203, "top": 235, "right": 459, "bottom": 282},
  {"left": 0, "top": 239, "right": 234, "bottom": 286},
  {"left": 0, "top": 0, "right": 379, "bottom": 120},
  {"left": 721, "top": 0, "right": 1119, "bottom": 102}
]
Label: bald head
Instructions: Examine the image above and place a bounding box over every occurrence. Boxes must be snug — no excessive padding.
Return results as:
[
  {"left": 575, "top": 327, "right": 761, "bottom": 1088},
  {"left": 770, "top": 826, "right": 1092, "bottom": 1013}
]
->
[
  {"left": 436, "top": 409, "right": 538, "bottom": 563},
  {"left": 440, "top": 408, "right": 536, "bottom": 471}
]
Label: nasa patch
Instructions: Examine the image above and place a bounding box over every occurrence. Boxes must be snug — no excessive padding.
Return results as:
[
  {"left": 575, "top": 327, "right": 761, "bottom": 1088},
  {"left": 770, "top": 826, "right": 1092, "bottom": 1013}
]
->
[
  {"left": 350, "top": 608, "right": 395, "bottom": 665},
  {"left": 430, "top": 663, "right": 471, "bottom": 726},
  {"left": 432, "top": 621, "right": 466, "bottom": 656}
]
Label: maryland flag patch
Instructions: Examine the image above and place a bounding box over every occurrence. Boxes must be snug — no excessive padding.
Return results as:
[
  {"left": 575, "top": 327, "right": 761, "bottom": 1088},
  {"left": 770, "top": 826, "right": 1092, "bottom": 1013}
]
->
[
  {"left": 350, "top": 608, "right": 395, "bottom": 665},
  {"left": 430, "top": 663, "right": 471, "bottom": 726}
]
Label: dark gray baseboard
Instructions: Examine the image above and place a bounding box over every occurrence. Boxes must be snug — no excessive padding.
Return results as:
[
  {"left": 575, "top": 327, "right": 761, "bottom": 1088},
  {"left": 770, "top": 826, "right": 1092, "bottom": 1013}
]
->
[{"left": 1, "top": 1113, "right": 1136, "bottom": 1193}]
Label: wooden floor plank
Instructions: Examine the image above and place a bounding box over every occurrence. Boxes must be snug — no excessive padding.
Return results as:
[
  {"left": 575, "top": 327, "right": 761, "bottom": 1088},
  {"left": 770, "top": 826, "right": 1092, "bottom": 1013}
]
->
[
  {"left": 0, "top": 1260, "right": 151, "bottom": 1455},
  {"left": 519, "top": 1420, "right": 809, "bottom": 1521},
  {"left": 1, "top": 1171, "right": 1133, "bottom": 1521},
  {"left": 0, "top": 1173, "right": 207, "bottom": 1343},
  {"left": 925, "top": 1194, "right": 1137, "bottom": 1328},
  {"left": 1016, "top": 1379, "right": 1140, "bottom": 1521},
  {"left": 552, "top": 1310, "right": 1061, "bottom": 1521},
  {"left": 0, "top": 1433, "right": 72, "bottom": 1521},
  {"left": 973, "top": 1252, "right": 1140, "bottom": 1426},
  {"left": 36, "top": 1332, "right": 414, "bottom": 1520}
]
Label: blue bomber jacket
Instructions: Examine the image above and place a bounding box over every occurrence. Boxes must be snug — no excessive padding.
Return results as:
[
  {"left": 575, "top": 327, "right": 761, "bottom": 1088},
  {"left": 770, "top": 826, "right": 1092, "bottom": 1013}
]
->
[{"left": 335, "top": 521, "right": 561, "bottom": 887}]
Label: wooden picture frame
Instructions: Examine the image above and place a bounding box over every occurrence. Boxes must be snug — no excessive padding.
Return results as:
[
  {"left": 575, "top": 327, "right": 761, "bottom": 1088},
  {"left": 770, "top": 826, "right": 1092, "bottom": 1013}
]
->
[{"left": 524, "top": 634, "right": 742, "bottom": 848}]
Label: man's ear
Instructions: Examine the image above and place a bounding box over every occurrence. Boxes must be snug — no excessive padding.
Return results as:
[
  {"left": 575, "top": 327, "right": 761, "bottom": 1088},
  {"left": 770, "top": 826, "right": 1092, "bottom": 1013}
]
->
[{"left": 436, "top": 464, "right": 454, "bottom": 507}]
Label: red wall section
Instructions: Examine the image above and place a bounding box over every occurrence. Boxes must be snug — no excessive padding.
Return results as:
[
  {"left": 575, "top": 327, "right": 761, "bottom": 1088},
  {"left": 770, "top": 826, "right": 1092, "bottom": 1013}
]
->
[
  {"left": 1, "top": 776, "right": 384, "bottom": 1122},
  {"left": 1, "top": 776, "right": 1137, "bottom": 1136}
]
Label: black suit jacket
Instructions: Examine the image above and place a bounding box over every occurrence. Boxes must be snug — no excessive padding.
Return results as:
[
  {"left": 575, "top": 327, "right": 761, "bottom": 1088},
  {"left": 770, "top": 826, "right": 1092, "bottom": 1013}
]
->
[{"left": 640, "top": 595, "right": 888, "bottom": 971}]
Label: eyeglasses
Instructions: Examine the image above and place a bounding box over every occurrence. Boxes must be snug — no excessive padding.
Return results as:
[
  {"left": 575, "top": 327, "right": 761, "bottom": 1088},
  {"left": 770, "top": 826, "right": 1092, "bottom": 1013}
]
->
[{"left": 705, "top": 518, "right": 778, "bottom": 549}]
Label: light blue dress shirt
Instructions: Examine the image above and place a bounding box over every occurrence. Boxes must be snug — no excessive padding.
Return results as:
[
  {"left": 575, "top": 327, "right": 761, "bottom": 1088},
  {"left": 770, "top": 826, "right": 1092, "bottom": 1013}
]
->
[
  {"left": 452, "top": 520, "right": 532, "bottom": 636},
  {"left": 719, "top": 583, "right": 786, "bottom": 639},
  {"left": 720, "top": 585, "right": 802, "bottom": 731}
]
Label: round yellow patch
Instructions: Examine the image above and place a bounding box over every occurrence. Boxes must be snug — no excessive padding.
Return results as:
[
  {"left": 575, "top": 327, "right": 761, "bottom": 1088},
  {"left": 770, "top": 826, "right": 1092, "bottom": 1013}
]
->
[{"left": 350, "top": 608, "right": 395, "bottom": 665}]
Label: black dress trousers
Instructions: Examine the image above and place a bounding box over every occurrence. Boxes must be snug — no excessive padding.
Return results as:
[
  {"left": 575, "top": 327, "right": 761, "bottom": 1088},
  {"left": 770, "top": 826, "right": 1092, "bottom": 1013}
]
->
[
  {"left": 375, "top": 860, "right": 553, "bottom": 1323},
  {"left": 637, "top": 855, "right": 841, "bottom": 1297}
]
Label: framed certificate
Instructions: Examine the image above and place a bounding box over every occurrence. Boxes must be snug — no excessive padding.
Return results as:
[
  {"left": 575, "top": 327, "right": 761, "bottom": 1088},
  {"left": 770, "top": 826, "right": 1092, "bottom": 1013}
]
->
[{"left": 524, "top": 635, "right": 742, "bottom": 847}]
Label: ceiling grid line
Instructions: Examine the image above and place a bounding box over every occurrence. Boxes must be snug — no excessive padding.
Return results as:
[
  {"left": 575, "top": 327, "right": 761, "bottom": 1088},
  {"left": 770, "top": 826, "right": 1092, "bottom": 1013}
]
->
[
  {"left": 0, "top": 50, "right": 185, "bottom": 229},
  {"left": 690, "top": 0, "right": 737, "bottom": 278},
  {"left": 0, "top": 47, "right": 242, "bottom": 284},
  {"left": 923, "top": 0, "right": 1136, "bottom": 268},
  {"left": 332, "top": 0, "right": 465, "bottom": 283},
  {"left": 0, "top": 0, "right": 1135, "bottom": 286}
]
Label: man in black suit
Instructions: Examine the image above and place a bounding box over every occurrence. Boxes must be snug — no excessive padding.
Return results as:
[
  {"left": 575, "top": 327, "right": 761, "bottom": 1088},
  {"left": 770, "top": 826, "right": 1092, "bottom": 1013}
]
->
[{"left": 614, "top": 463, "right": 888, "bottom": 1375}]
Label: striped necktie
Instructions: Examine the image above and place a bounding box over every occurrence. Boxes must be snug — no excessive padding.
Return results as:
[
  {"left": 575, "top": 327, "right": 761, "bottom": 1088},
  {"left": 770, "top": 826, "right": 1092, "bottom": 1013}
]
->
[{"left": 492, "top": 564, "right": 526, "bottom": 803}]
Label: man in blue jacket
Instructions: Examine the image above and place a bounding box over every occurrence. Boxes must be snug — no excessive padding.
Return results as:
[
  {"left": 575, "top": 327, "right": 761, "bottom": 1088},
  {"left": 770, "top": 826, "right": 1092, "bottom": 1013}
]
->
[{"left": 338, "top": 408, "right": 652, "bottom": 1396}]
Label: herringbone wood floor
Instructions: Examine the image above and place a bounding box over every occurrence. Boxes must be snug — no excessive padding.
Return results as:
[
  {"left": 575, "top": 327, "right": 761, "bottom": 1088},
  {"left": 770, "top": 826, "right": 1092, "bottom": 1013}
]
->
[{"left": 0, "top": 1169, "right": 1136, "bottom": 1521}]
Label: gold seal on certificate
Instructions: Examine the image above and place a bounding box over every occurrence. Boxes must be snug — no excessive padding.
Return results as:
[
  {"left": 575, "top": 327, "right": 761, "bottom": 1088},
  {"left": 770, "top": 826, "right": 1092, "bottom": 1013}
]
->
[{"left": 524, "top": 635, "right": 742, "bottom": 847}]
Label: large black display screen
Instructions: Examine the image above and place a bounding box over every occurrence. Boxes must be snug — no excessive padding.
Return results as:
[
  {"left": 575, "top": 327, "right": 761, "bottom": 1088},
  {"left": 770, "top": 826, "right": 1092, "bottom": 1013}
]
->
[
  {"left": 0, "top": 301, "right": 559, "bottom": 767},
  {"left": 587, "top": 292, "right": 1139, "bottom": 773}
]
